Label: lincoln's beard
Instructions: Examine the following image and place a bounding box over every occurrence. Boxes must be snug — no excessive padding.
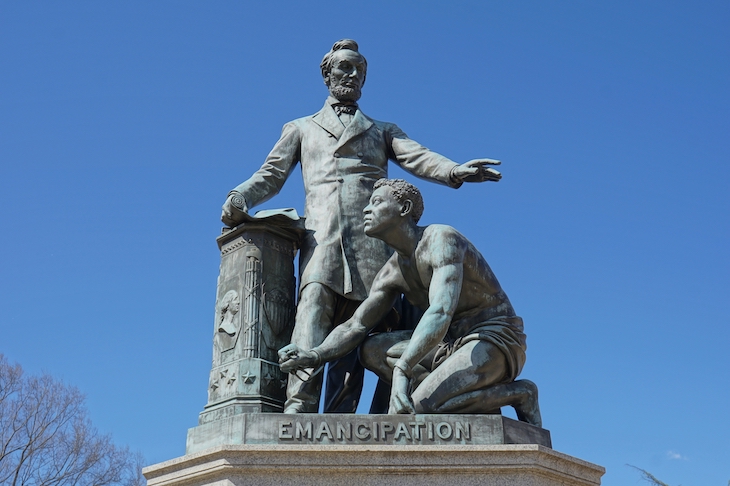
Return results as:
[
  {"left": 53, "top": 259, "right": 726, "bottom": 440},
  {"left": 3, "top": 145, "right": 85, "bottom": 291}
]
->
[{"left": 330, "top": 85, "right": 362, "bottom": 102}]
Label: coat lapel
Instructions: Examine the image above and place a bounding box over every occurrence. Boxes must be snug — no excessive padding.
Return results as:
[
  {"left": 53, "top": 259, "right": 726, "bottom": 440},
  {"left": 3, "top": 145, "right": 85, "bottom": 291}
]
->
[
  {"left": 311, "top": 101, "right": 345, "bottom": 140},
  {"left": 336, "top": 109, "right": 373, "bottom": 150}
]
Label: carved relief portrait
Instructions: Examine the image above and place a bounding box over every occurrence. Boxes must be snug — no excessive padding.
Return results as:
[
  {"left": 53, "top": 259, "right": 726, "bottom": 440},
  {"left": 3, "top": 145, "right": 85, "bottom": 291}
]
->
[
  {"left": 213, "top": 289, "right": 241, "bottom": 367},
  {"left": 217, "top": 289, "right": 241, "bottom": 336}
]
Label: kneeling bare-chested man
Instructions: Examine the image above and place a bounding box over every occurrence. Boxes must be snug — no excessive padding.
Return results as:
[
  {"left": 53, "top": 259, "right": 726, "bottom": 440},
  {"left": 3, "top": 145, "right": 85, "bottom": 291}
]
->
[{"left": 279, "top": 178, "right": 541, "bottom": 426}]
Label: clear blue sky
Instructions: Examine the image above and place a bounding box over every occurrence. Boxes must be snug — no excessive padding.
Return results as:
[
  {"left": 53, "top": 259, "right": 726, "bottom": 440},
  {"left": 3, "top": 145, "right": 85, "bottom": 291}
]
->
[{"left": 1, "top": 2, "right": 728, "bottom": 484}]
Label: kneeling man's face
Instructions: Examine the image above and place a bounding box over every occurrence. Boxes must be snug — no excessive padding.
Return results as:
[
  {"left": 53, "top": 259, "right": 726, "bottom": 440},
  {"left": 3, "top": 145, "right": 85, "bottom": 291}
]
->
[{"left": 363, "top": 186, "right": 402, "bottom": 238}]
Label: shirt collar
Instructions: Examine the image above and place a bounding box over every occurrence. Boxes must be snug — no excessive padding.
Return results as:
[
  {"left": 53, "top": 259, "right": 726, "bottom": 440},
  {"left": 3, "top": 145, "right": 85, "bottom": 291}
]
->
[{"left": 326, "top": 95, "right": 358, "bottom": 109}]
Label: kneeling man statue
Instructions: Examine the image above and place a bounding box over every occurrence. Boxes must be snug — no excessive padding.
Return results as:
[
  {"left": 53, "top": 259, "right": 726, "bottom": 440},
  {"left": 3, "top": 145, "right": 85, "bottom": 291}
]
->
[{"left": 279, "top": 179, "right": 541, "bottom": 426}]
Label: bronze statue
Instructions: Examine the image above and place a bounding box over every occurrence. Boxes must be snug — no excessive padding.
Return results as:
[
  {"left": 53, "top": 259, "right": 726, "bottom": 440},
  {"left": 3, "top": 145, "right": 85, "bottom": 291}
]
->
[
  {"left": 279, "top": 179, "right": 541, "bottom": 425},
  {"left": 222, "top": 40, "right": 503, "bottom": 414}
]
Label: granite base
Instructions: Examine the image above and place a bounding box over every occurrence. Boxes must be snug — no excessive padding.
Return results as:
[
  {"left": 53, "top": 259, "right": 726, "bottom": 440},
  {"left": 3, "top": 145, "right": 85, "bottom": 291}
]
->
[{"left": 144, "top": 444, "right": 605, "bottom": 486}]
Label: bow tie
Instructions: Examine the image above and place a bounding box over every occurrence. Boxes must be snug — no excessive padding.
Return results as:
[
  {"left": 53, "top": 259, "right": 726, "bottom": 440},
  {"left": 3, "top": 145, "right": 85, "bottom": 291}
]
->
[{"left": 333, "top": 104, "right": 357, "bottom": 116}]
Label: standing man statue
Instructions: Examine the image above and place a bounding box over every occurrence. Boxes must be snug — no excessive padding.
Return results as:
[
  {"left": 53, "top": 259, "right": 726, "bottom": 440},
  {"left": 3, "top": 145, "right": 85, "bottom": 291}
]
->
[
  {"left": 221, "top": 39, "right": 502, "bottom": 414},
  {"left": 279, "top": 179, "right": 541, "bottom": 425}
]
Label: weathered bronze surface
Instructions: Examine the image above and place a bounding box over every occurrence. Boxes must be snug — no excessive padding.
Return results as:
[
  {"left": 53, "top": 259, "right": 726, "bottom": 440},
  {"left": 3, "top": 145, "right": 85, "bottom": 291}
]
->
[
  {"left": 220, "top": 40, "right": 503, "bottom": 414},
  {"left": 185, "top": 42, "right": 551, "bottom": 460},
  {"left": 279, "top": 180, "right": 542, "bottom": 426}
]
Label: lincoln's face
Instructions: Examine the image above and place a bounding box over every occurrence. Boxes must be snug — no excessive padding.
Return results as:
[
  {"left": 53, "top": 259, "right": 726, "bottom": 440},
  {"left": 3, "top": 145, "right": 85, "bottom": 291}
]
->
[
  {"left": 325, "top": 49, "right": 366, "bottom": 102},
  {"left": 363, "top": 186, "right": 403, "bottom": 239}
]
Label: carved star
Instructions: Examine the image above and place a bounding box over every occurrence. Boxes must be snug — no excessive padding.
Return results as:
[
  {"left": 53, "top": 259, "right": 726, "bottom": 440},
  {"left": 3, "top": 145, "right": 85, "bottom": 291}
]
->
[
  {"left": 226, "top": 374, "right": 236, "bottom": 385},
  {"left": 280, "top": 378, "right": 288, "bottom": 389},
  {"left": 263, "top": 371, "right": 275, "bottom": 385},
  {"left": 210, "top": 369, "right": 229, "bottom": 391},
  {"left": 241, "top": 371, "right": 256, "bottom": 384}
]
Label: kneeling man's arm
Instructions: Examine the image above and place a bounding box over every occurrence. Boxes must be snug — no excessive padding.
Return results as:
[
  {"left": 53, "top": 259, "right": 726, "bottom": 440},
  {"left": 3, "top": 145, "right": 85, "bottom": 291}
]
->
[
  {"left": 279, "top": 262, "right": 401, "bottom": 372},
  {"left": 388, "top": 230, "right": 466, "bottom": 414},
  {"left": 398, "top": 262, "right": 463, "bottom": 374},
  {"left": 317, "top": 285, "right": 399, "bottom": 360}
]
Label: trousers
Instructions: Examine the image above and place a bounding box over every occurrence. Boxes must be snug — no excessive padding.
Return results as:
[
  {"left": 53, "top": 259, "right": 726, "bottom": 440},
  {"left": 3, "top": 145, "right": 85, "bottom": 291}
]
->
[{"left": 284, "top": 283, "right": 362, "bottom": 413}]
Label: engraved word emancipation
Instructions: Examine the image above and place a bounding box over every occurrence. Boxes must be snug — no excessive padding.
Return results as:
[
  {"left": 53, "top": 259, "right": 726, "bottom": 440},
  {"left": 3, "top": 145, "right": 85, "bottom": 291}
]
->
[{"left": 278, "top": 419, "right": 471, "bottom": 443}]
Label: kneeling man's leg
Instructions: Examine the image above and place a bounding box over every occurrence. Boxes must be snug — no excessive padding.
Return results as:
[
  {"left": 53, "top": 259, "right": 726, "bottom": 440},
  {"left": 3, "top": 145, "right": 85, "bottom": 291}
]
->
[
  {"left": 433, "top": 379, "right": 542, "bottom": 427},
  {"left": 359, "top": 331, "right": 412, "bottom": 383},
  {"left": 411, "top": 340, "right": 542, "bottom": 426},
  {"left": 360, "top": 331, "right": 438, "bottom": 386}
]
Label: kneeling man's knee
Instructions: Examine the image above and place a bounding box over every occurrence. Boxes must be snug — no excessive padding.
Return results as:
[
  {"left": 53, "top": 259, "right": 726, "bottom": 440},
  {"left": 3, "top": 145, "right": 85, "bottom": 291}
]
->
[{"left": 359, "top": 335, "right": 385, "bottom": 370}]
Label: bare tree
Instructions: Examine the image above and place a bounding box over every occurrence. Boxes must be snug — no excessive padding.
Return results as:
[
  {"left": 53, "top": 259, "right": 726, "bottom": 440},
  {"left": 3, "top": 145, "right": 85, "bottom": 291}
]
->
[
  {"left": 0, "top": 355, "right": 144, "bottom": 486},
  {"left": 629, "top": 466, "right": 671, "bottom": 486}
]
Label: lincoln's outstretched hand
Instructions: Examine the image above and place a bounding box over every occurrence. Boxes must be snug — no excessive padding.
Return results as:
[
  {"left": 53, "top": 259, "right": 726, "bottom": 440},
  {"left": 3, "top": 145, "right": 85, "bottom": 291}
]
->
[{"left": 452, "top": 158, "right": 502, "bottom": 183}]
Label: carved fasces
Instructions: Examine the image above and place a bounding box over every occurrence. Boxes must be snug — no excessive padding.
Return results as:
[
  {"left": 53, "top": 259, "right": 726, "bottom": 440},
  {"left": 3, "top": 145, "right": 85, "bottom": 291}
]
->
[{"left": 242, "top": 246, "right": 262, "bottom": 359}]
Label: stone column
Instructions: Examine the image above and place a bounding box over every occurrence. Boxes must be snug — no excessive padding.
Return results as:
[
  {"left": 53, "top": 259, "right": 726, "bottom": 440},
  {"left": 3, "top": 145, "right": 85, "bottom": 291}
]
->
[{"left": 198, "top": 211, "right": 304, "bottom": 423}]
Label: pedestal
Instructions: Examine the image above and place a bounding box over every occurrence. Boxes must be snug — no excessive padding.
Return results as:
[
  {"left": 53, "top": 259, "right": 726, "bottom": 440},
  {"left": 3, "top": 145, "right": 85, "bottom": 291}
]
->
[
  {"left": 156, "top": 209, "right": 606, "bottom": 485},
  {"left": 160, "top": 413, "right": 605, "bottom": 485},
  {"left": 186, "top": 413, "right": 551, "bottom": 454},
  {"left": 144, "top": 444, "right": 605, "bottom": 486},
  {"left": 201, "top": 210, "right": 304, "bottom": 422}
]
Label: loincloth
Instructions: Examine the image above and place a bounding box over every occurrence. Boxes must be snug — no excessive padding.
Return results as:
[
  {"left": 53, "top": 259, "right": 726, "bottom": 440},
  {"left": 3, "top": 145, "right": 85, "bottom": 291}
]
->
[{"left": 432, "top": 316, "right": 527, "bottom": 383}]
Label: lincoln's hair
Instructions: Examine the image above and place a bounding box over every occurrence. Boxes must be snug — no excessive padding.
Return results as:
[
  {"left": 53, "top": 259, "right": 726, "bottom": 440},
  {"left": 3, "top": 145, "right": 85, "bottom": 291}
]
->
[
  {"left": 320, "top": 39, "right": 368, "bottom": 81},
  {"left": 374, "top": 179, "right": 424, "bottom": 223},
  {"left": 219, "top": 290, "right": 240, "bottom": 317}
]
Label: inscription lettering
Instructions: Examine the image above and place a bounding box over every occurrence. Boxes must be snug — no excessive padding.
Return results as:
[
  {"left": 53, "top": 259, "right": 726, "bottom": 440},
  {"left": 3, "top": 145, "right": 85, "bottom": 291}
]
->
[
  {"left": 295, "top": 421, "right": 312, "bottom": 440},
  {"left": 336, "top": 422, "right": 351, "bottom": 440},
  {"left": 380, "top": 422, "right": 394, "bottom": 440},
  {"left": 436, "top": 422, "right": 453, "bottom": 440},
  {"left": 355, "top": 423, "right": 371, "bottom": 440},
  {"left": 279, "top": 421, "right": 293, "bottom": 439},
  {"left": 315, "top": 421, "right": 333, "bottom": 440},
  {"left": 394, "top": 422, "right": 411, "bottom": 440},
  {"left": 278, "top": 419, "right": 472, "bottom": 444},
  {"left": 455, "top": 421, "right": 471, "bottom": 440},
  {"left": 410, "top": 422, "right": 424, "bottom": 440}
]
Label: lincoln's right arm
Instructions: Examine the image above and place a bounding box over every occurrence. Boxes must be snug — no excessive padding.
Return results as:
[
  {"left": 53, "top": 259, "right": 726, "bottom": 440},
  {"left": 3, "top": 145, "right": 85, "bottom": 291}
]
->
[
  {"left": 221, "top": 122, "right": 301, "bottom": 226},
  {"left": 278, "top": 259, "right": 403, "bottom": 372}
]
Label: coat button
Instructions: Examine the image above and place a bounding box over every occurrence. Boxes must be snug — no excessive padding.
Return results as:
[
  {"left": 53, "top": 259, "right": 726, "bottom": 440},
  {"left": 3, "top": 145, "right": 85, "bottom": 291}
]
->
[
  {"left": 357, "top": 152, "right": 364, "bottom": 157},
  {"left": 334, "top": 152, "right": 340, "bottom": 158}
]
